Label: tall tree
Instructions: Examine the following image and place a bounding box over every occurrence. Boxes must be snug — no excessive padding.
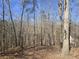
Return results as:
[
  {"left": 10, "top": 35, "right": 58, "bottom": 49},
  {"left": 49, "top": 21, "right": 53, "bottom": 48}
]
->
[
  {"left": 40, "top": 11, "right": 44, "bottom": 46},
  {"left": 62, "top": 0, "right": 70, "bottom": 55},
  {"left": 31, "top": 0, "right": 38, "bottom": 59},
  {"left": 27, "top": 13, "right": 30, "bottom": 46},
  {"left": 19, "top": 0, "right": 31, "bottom": 54},
  {"left": 2, "top": 0, "right": 5, "bottom": 53},
  {"left": 6, "top": 0, "right": 18, "bottom": 47},
  {"left": 40, "top": 10, "right": 47, "bottom": 46},
  {"left": 58, "top": 0, "right": 63, "bottom": 48},
  {"left": 31, "top": 0, "right": 38, "bottom": 47},
  {"left": 19, "top": 0, "right": 25, "bottom": 50},
  {"left": 47, "top": 13, "right": 52, "bottom": 46}
]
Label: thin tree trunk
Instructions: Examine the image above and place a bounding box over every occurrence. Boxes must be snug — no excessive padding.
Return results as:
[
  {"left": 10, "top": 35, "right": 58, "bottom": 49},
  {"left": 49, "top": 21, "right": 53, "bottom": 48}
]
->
[
  {"left": 32, "top": 0, "right": 36, "bottom": 59},
  {"left": 19, "top": 4, "right": 25, "bottom": 55},
  {"left": 27, "top": 13, "right": 30, "bottom": 46},
  {"left": 52, "top": 21, "right": 55, "bottom": 45},
  {"left": 8, "top": 0, "right": 17, "bottom": 47},
  {"left": 58, "top": 0, "right": 63, "bottom": 48},
  {"left": 48, "top": 13, "right": 52, "bottom": 46},
  {"left": 2, "top": 0, "right": 5, "bottom": 54},
  {"left": 41, "top": 13, "right": 43, "bottom": 46}
]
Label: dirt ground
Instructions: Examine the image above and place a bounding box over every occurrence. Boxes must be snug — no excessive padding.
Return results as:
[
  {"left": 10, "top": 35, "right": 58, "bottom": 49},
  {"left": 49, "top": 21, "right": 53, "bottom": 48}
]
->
[{"left": 0, "top": 47, "right": 79, "bottom": 59}]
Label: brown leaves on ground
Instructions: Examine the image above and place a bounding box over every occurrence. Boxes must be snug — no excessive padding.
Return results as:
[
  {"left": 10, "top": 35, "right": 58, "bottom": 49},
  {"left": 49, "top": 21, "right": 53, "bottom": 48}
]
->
[
  {"left": 43, "top": 53, "right": 76, "bottom": 59},
  {"left": 25, "top": 47, "right": 79, "bottom": 59},
  {"left": 70, "top": 48, "right": 79, "bottom": 58},
  {"left": 0, "top": 47, "right": 79, "bottom": 59}
]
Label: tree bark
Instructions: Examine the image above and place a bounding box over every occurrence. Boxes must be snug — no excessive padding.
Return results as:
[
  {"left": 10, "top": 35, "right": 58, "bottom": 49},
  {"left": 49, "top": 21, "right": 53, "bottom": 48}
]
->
[{"left": 62, "top": 0, "right": 70, "bottom": 55}]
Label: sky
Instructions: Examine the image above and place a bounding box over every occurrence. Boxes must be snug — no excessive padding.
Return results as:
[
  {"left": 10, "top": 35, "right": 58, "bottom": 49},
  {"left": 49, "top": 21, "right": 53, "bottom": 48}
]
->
[{"left": 0, "top": 0, "right": 79, "bottom": 23}]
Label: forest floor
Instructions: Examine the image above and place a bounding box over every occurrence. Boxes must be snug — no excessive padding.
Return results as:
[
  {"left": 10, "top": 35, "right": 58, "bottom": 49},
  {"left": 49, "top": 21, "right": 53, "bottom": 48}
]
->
[{"left": 0, "top": 46, "right": 79, "bottom": 59}]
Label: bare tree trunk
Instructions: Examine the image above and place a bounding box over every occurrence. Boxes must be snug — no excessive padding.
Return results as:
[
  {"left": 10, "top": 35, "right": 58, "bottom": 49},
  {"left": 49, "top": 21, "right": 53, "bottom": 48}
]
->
[
  {"left": 7, "top": 0, "right": 17, "bottom": 47},
  {"left": 32, "top": 0, "right": 36, "bottom": 59},
  {"left": 27, "top": 13, "right": 30, "bottom": 46},
  {"left": 52, "top": 21, "right": 55, "bottom": 45},
  {"left": 2, "top": 0, "right": 5, "bottom": 54},
  {"left": 41, "top": 13, "right": 43, "bottom": 46},
  {"left": 19, "top": 4, "right": 25, "bottom": 55},
  {"left": 54, "top": 26, "right": 61, "bottom": 49},
  {"left": 58, "top": 0, "right": 63, "bottom": 48},
  {"left": 48, "top": 13, "right": 52, "bottom": 46},
  {"left": 62, "top": 0, "right": 70, "bottom": 55},
  {"left": 33, "top": 10, "right": 36, "bottom": 48}
]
